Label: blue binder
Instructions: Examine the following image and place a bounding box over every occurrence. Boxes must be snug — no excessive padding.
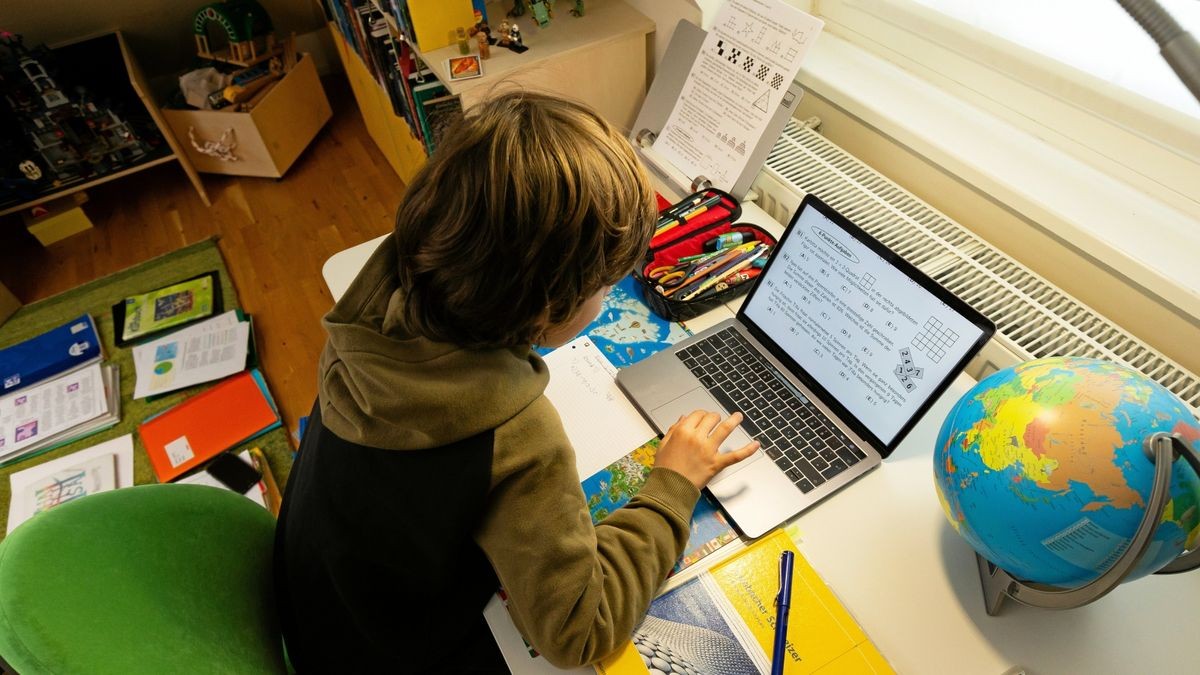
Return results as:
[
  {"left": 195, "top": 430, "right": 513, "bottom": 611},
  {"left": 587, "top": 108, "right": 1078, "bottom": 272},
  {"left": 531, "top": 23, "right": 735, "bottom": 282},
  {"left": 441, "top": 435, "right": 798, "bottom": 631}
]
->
[{"left": 0, "top": 314, "right": 102, "bottom": 394}]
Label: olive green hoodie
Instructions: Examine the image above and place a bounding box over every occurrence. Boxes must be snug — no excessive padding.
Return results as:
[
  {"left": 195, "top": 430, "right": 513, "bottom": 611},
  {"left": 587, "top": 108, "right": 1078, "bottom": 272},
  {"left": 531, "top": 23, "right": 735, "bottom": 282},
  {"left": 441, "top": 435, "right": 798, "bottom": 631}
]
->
[{"left": 278, "top": 236, "right": 700, "bottom": 669}]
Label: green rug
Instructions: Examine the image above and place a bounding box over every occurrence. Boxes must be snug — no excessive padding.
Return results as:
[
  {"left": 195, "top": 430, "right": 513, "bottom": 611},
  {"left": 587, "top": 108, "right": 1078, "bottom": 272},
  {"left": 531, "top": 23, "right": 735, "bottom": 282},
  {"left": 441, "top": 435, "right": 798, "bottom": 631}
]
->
[{"left": 0, "top": 238, "right": 293, "bottom": 539}]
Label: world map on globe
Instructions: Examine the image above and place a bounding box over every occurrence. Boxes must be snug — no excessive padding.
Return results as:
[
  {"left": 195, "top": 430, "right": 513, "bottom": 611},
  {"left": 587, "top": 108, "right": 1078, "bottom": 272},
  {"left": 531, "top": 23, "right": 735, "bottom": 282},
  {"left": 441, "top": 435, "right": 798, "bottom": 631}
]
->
[{"left": 934, "top": 357, "right": 1200, "bottom": 587}]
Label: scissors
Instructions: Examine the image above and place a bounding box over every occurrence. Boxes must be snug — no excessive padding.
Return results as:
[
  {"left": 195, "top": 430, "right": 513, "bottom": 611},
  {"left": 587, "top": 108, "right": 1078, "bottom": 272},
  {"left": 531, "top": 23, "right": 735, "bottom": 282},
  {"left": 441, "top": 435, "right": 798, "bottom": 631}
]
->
[{"left": 647, "top": 263, "right": 692, "bottom": 288}]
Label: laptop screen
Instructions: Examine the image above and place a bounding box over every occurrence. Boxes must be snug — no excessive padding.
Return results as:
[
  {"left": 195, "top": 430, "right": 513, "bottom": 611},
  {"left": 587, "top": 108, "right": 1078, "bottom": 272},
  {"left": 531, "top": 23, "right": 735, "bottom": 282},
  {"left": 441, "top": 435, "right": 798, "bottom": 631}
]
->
[{"left": 742, "top": 199, "right": 989, "bottom": 447}]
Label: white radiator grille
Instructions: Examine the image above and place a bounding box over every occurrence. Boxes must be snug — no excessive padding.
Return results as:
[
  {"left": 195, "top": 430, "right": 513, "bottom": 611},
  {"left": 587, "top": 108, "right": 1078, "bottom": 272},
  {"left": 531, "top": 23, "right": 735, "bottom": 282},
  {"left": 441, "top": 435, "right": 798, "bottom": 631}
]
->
[{"left": 758, "top": 120, "right": 1200, "bottom": 411}]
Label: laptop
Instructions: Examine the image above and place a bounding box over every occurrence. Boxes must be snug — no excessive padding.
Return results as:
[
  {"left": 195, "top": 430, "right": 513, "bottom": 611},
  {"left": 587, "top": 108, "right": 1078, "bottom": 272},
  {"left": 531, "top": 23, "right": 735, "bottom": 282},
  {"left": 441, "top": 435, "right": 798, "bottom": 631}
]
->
[{"left": 617, "top": 195, "right": 996, "bottom": 537}]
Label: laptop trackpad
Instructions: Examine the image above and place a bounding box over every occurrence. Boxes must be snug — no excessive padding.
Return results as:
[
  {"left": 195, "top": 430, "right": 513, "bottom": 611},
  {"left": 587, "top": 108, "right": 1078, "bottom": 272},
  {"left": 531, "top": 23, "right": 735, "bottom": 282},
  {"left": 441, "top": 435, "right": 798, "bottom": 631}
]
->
[{"left": 650, "top": 388, "right": 763, "bottom": 480}]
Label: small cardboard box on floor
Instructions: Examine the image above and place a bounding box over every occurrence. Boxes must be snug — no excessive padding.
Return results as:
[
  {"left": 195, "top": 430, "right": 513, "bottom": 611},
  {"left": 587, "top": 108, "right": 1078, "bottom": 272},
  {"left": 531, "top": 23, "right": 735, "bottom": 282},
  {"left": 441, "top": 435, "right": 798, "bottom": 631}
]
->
[
  {"left": 0, "top": 283, "right": 19, "bottom": 327},
  {"left": 162, "top": 53, "right": 332, "bottom": 178},
  {"left": 22, "top": 193, "right": 93, "bottom": 246}
]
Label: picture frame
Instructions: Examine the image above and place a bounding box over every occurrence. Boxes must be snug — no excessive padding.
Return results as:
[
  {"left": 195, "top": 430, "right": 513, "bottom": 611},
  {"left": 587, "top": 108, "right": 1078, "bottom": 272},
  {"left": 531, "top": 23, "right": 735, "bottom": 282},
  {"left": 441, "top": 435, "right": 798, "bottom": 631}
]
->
[{"left": 446, "top": 54, "right": 483, "bottom": 81}]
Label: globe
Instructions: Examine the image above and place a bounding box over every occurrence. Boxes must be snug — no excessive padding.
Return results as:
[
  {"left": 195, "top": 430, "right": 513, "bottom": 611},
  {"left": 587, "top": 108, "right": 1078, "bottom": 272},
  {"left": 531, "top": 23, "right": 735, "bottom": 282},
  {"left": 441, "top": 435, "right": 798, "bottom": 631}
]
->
[{"left": 934, "top": 356, "right": 1200, "bottom": 588}]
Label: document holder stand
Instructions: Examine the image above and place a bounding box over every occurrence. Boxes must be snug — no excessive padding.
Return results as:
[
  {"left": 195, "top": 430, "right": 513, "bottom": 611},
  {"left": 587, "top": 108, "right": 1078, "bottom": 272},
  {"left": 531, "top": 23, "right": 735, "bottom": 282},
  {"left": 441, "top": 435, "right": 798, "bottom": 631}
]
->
[{"left": 630, "top": 20, "right": 805, "bottom": 200}]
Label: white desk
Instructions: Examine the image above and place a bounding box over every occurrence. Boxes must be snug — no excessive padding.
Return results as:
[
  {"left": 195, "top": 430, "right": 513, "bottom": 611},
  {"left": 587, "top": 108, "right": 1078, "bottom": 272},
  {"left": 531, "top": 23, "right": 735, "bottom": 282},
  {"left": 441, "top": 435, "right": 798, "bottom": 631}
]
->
[{"left": 322, "top": 205, "right": 1198, "bottom": 675}]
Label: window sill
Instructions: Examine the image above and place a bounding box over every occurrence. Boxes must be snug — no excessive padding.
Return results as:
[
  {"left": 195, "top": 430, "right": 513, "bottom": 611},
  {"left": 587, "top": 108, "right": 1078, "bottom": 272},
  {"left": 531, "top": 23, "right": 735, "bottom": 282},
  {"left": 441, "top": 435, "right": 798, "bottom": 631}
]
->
[{"left": 796, "top": 32, "right": 1200, "bottom": 321}]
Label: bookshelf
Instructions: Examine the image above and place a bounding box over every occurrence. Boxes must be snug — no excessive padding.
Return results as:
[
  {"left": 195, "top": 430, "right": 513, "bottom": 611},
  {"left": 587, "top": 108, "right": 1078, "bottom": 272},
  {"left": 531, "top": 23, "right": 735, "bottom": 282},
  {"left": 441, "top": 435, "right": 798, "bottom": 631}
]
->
[
  {"left": 329, "top": 0, "right": 654, "bottom": 184},
  {"left": 330, "top": 26, "right": 428, "bottom": 183}
]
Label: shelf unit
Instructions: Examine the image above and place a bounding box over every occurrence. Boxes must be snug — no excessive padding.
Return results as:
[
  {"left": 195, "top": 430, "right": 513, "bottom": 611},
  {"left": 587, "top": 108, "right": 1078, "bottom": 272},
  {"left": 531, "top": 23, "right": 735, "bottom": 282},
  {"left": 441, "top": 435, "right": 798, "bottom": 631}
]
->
[
  {"left": 0, "top": 31, "right": 209, "bottom": 218},
  {"left": 331, "top": 0, "right": 654, "bottom": 183}
]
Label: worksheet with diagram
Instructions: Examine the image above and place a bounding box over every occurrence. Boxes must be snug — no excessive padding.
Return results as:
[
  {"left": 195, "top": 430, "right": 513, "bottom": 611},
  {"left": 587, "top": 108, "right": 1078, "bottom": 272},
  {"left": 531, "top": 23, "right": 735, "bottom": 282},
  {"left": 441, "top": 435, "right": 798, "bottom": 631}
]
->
[{"left": 653, "top": 0, "right": 823, "bottom": 190}]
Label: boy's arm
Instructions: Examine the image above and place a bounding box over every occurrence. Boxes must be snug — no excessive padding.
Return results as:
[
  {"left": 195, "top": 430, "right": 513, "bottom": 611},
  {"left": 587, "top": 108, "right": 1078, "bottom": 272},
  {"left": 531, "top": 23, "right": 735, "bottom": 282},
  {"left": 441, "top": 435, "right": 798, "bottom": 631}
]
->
[{"left": 476, "top": 396, "right": 699, "bottom": 669}]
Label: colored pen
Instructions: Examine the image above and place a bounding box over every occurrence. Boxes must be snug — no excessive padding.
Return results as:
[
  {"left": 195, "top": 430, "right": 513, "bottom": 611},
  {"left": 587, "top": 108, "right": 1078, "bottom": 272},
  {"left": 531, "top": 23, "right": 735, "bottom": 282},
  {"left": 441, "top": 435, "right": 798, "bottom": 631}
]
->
[
  {"left": 654, "top": 194, "right": 724, "bottom": 235},
  {"left": 770, "top": 550, "right": 795, "bottom": 675},
  {"left": 666, "top": 245, "right": 756, "bottom": 298},
  {"left": 679, "top": 244, "right": 768, "bottom": 300},
  {"left": 663, "top": 243, "right": 756, "bottom": 297},
  {"left": 654, "top": 204, "right": 719, "bottom": 238},
  {"left": 658, "top": 194, "right": 722, "bottom": 223},
  {"left": 691, "top": 267, "right": 762, "bottom": 300},
  {"left": 676, "top": 249, "right": 726, "bottom": 265}
]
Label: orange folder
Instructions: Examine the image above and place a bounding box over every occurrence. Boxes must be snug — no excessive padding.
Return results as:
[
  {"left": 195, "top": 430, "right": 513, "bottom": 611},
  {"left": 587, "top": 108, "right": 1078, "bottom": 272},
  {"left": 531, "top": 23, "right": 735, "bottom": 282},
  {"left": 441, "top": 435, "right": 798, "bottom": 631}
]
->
[{"left": 138, "top": 370, "right": 280, "bottom": 482}]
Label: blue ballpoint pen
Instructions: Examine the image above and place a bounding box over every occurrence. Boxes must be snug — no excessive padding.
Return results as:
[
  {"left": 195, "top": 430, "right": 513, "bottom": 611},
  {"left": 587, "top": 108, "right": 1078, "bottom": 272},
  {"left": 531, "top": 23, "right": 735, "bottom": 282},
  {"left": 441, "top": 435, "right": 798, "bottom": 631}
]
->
[{"left": 770, "top": 550, "right": 795, "bottom": 675}]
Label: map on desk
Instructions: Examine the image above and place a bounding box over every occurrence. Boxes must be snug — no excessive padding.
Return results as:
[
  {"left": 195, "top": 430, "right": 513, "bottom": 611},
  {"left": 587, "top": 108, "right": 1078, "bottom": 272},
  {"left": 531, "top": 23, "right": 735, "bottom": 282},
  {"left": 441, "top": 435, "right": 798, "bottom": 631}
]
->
[
  {"left": 581, "top": 438, "right": 738, "bottom": 575},
  {"left": 536, "top": 275, "right": 690, "bottom": 368}
]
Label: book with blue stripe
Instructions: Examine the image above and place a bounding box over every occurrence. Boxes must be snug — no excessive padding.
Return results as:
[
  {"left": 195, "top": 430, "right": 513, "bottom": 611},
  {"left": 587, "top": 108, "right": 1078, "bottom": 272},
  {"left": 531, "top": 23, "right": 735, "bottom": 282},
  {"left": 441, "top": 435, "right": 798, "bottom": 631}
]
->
[{"left": 0, "top": 314, "right": 102, "bottom": 394}]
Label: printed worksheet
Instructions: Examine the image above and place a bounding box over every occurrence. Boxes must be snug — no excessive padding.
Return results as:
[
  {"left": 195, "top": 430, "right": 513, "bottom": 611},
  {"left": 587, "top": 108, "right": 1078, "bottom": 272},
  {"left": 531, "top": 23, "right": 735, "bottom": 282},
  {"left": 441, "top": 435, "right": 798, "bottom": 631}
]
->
[
  {"left": 542, "top": 337, "right": 655, "bottom": 479},
  {"left": 132, "top": 311, "right": 249, "bottom": 399},
  {"left": 653, "top": 0, "right": 822, "bottom": 190},
  {"left": 7, "top": 434, "right": 134, "bottom": 533}
]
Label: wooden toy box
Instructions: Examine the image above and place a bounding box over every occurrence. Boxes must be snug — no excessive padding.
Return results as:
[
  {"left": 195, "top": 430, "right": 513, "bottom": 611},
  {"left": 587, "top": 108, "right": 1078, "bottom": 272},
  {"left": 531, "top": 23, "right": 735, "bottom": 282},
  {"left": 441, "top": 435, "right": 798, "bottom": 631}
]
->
[{"left": 161, "top": 54, "right": 331, "bottom": 178}]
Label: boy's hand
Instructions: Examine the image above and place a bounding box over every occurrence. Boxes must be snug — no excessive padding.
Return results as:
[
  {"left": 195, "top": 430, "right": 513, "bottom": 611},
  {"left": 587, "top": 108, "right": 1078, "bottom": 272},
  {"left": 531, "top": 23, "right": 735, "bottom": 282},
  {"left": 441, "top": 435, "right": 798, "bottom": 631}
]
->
[{"left": 655, "top": 410, "right": 760, "bottom": 490}]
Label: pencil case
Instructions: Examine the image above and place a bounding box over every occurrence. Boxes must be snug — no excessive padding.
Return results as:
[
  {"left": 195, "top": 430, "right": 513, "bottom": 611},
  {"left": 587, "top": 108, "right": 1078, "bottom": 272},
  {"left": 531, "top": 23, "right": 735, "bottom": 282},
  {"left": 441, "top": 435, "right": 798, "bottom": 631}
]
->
[{"left": 633, "top": 188, "right": 777, "bottom": 322}]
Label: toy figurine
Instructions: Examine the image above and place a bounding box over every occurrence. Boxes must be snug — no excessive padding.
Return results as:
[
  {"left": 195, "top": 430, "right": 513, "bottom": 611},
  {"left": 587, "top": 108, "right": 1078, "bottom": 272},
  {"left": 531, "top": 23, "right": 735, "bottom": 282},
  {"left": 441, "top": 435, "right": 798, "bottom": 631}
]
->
[
  {"left": 508, "top": 0, "right": 527, "bottom": 18},
  {"left": 476, "top": 31, "right": 490, "bottom": 59},
  {"left": 531, "top": 0, "right": 552, "bottom": 27},
  {"left": 490, "top": 19, "right": 528, "bottom": 53},
  {"left": 571, "top": 1, "right": 585, "bottom": 17}
]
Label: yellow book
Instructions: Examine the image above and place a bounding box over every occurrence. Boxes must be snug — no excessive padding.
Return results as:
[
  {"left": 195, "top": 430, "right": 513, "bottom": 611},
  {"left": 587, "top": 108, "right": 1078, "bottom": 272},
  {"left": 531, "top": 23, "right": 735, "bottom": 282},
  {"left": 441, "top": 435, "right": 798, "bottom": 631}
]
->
[
  {"left": 406, "top": 0, "right": 476, "bottom": 52},
  {"left": 597, "top": 530, "right": 893, "bottom": 675}
]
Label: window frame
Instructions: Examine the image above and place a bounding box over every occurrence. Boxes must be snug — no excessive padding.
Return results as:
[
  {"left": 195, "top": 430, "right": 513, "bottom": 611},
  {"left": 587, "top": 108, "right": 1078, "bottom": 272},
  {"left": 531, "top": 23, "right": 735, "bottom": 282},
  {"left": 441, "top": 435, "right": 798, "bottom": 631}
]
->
[{"left": 804, "top": 0, "right": 1200, "bottom": 214}]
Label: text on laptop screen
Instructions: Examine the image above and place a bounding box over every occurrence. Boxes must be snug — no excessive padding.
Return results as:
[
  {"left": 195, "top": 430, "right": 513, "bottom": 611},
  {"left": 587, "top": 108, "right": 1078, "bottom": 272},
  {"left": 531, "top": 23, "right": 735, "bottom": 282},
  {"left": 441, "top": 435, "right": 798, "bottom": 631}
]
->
[{"left": 743, "top": 205, "right": 985, "bottom": 445}]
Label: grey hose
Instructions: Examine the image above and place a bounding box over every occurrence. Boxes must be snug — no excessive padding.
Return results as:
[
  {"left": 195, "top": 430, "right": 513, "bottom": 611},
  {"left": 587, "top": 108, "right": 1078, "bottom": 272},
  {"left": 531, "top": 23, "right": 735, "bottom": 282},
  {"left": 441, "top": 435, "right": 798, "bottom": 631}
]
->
[{"left": 1116, "top": 0, "right": 1200, "bottom": 104}]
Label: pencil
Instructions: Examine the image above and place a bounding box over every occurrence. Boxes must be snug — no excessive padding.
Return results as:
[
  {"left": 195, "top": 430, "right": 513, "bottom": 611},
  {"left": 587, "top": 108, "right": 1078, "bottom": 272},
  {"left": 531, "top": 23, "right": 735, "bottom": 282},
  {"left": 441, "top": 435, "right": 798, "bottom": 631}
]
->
[
  {"left": 679, "top": 244, "right": 769, "bottom": 301},
  {"left": 662, "top": 243, "right": 756, "bottom": 297}
]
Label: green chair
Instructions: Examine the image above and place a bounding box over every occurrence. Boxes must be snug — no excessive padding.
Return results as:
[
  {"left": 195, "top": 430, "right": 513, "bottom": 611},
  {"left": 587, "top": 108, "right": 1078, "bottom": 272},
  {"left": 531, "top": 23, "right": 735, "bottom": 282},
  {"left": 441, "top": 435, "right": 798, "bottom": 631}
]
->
[{"left": 0, "top": 484, "right": 286, "bottom": 674}]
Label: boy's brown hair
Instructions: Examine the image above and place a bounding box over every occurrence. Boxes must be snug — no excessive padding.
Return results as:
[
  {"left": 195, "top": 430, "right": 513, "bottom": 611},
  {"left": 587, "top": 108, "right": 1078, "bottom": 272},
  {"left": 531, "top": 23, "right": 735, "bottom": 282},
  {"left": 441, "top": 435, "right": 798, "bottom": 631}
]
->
[{"left": 392, "top": 92, "right": 657, "bottom": 349}]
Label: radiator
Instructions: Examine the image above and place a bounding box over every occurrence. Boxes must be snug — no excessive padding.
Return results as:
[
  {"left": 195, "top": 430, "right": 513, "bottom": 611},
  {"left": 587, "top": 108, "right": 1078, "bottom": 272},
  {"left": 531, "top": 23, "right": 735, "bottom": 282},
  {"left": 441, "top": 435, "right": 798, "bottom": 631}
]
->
[{"left": 751, "top": 118, "right": 1200, "bottom": 412}]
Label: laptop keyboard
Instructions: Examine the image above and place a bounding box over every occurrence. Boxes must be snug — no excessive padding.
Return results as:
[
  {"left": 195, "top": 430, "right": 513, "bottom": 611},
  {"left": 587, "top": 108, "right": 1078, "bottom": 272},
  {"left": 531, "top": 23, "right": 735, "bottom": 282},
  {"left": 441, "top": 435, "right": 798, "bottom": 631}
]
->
[{"left": 675, "top": 327, "right": 867, "bottom": 493}]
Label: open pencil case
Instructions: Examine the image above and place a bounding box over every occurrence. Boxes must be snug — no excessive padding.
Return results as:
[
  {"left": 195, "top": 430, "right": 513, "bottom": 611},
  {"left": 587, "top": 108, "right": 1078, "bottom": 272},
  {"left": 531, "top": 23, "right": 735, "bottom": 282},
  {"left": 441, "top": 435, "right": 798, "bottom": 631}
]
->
[{"left": 633, "top": 188, "right": 777, "bottom": 322}]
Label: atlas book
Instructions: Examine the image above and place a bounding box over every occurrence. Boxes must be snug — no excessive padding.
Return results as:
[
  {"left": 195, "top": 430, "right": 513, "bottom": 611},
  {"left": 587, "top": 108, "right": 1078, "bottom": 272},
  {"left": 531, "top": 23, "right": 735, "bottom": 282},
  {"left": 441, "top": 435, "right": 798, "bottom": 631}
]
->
[
  {"left": 581, "top": 437, "right": 737, "bottom": 575},
  {"left": 112, "top": 271, "right": 222, "bottom": 346},
  {"left": 0, "top": 314, "right": 101, "bottom": 394}
]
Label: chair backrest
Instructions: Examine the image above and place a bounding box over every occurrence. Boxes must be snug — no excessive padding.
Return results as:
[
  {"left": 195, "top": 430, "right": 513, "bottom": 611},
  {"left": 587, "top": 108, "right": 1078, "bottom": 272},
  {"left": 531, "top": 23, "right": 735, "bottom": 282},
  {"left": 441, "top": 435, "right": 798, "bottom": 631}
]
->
[{"left": 0, "top": 483, "right": 286, "bottom": 674}]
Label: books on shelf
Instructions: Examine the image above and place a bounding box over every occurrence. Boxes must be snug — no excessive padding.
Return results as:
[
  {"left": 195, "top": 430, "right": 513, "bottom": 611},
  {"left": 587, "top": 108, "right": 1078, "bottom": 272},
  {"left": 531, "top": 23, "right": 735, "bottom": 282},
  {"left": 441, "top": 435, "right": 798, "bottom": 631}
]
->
[
  {"left": 0, "top": 362, "right": 121, "bottom": 467},
  {"left": 0, "top": 314, "right": 102, "bottom": 394},
  {"left": 6, "top": 434, "right": 135, "bottom": 533},
  {"left": 411, "top": 79, "right": 448, "bottom": 153},
  {"left": 131, "top": 310, "right": 251, "bottom": 399},
  {"left": 327, "top": 0, "right": 461, "bottom": 153},
  {"left": 138, "top": 369, "right": 281, "bottom": 482},
  {"left": 596, "top": 529, "right": 894, "bottom": 675},
  {"left": 421, "top": 93, "right": 463, "bottom": 155}
]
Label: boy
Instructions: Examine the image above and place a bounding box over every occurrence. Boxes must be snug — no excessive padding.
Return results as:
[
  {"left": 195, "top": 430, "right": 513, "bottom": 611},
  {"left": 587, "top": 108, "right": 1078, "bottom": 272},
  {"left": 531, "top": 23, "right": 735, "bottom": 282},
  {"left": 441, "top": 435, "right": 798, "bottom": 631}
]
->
[{"left": 274, "top": 92, "right": 758, "bottom": 672}]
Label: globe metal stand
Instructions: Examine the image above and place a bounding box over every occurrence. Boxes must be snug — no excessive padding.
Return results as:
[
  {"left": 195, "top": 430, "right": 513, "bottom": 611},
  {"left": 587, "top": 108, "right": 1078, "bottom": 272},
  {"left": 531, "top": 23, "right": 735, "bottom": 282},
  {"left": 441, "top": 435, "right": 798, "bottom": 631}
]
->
[{"left": 977, "top": 432, "right": 1200, "bottom": 615}]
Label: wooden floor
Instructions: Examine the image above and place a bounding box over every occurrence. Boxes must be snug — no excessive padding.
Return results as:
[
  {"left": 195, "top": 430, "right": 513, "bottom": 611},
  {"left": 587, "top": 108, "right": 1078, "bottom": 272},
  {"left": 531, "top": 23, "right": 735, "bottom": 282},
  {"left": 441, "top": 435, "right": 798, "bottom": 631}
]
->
[{"left": 0, "top": 76, "right": 407, "bottom": 441}]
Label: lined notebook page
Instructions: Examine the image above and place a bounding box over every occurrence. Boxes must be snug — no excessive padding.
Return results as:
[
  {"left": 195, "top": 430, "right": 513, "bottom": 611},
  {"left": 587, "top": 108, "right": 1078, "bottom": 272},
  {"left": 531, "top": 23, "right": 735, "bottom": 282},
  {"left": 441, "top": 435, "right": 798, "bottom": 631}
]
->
[{"left": 542, "top": 337, "right": 656, "bottom": 478}]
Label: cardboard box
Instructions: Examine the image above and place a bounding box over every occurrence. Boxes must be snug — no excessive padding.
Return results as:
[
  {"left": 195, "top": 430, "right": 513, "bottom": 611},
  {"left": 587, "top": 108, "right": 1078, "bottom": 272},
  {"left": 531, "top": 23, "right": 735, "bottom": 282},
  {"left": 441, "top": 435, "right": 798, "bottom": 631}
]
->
[
  {"left": 0, "top": 282, "right": 20, "bottom": 327},
  {"left": 161, "top": 54, "right": 332, "bottom": 178},
  {"left": 22, "top": 192, "right": 92, "bottom": 246}
]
